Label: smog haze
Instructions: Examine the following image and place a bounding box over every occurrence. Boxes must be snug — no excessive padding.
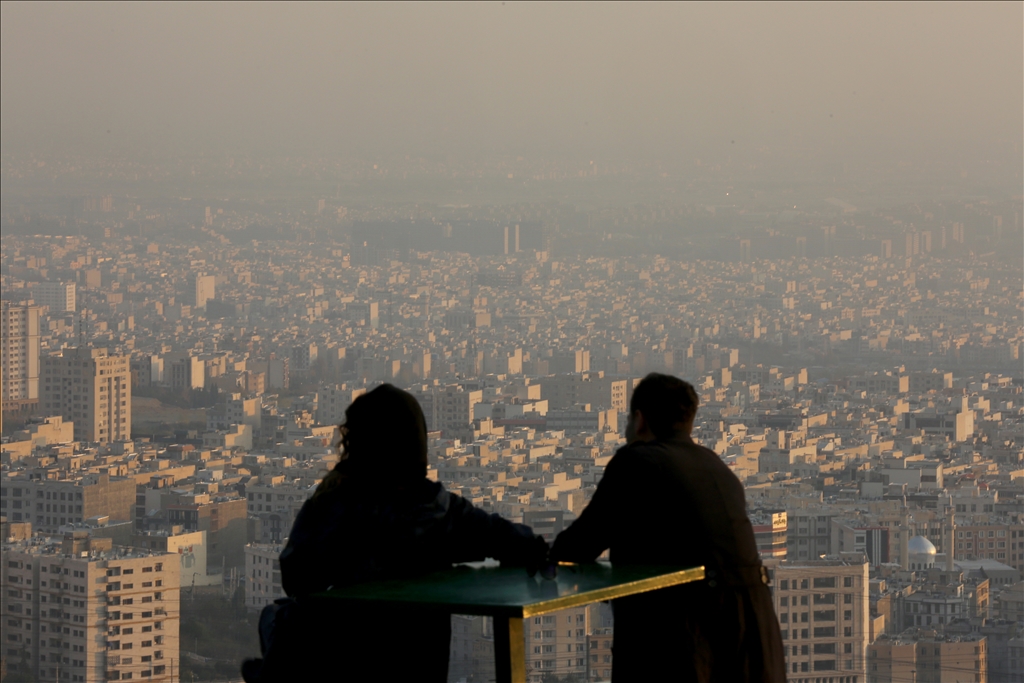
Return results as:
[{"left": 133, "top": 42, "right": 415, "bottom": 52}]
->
[{"left": 2, "top": 2, "right": 1021, "bottom": 182}]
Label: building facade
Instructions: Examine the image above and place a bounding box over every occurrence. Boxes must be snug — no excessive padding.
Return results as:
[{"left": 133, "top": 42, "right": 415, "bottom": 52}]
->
[
  {"left": 867, "top": 631, "right": 987, "bottom": 683},
  {"left": 243, "top": 542, "right": 284, "bottom": 611},
  {"left": 767, "top": 555, "right": 870, "bottom": 683},
  {"left": 2, "top": 302, "right": 42, "bottom": 402},
  {"left": 40, "top": 347, "right": 132, "bottom": 444},
  {"left": 33, "top": 281, "right": 77, "bottom": 313},
  {"left": 0, "top": 473, "right": 136, "bottom": 532},
  {"left": 1, "top": 533, "right": 180, "bottom": 683}
]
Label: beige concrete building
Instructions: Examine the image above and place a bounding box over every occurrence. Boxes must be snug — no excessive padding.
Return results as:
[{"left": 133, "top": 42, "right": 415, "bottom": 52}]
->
[
  {"left": 314, "top": 384, "right": 365, "bottom": 427},
  {"left": 587, "top": 627, "right": 613, "bottom": 681},
  {"left": 1, "top": 532, "right": 180, "bottom": 683},
  {"left": 867, "top": 631, "right": 987, "bottom": 683},
  {"left": 33, "top": 281, "right": 77, "bottom": 314},
  {"left": 206, "top": 393, "right": 263, "bottom": 432},
  {"left": 751, "top": 509, "right": 789, "bottom": 561},
  {"left": 523, "top": 605, "right": 590, "bottom": 682},
  {"left": 41, "top": 347, "right": 132, "bottom": 444},
  {"left": 449, "top": 615, "right": 495, "bottom": 682},
  {"left": 193, "top": 275, "right": 215, "bottom": 310},
  {"left": 1, "top": 302, "right": 42, "bottom": 402},
  {"left": 429, "top": 385, "right": 483, "bottom": 436},
  {"left": 766, "top": 554, "right": 870, "bottom": 683},
  {"left": 243, "top": 542, "right": 284, "bottom": 611},
  {"left": 1, "top": 473, "right": 136, "bottom": 533},
  {"left": 539, "top": 373, "right": 627, "bottom": 413},
  {"left": 2, "top": 416, "right": 76, "bottom": 463}
]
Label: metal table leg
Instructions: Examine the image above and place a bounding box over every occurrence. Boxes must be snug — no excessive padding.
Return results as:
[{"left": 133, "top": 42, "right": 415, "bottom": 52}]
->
[{"left": 493, "top": 616, "right": 526, "bottom": 683}]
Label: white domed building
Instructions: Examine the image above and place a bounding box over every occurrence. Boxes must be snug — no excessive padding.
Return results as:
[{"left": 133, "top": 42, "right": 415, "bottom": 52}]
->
[{"left": 907, "top": 535, "right": 937, "bottom": 571}]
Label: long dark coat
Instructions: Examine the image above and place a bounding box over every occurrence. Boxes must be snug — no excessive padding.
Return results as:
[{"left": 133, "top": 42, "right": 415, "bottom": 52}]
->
[
  {"left": 255, "top": 477, "right": 545, "bottom": 683},
  {"left": 551, "top": 434, "right": 786, "bottom": 683}
]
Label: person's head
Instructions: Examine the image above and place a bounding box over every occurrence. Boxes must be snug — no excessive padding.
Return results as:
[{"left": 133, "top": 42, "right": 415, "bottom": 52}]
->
[
  {"left": 626, "top": 373, "right": 699, "bottom": 443},
  {"left": 326, "top": 384, "right": 428, "bottom": 488}
]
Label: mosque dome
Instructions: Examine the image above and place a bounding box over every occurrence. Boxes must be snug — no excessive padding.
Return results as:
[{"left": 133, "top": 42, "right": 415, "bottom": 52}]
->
[{"left": 908, "top": 535, "right": 937, "bottom": 555}]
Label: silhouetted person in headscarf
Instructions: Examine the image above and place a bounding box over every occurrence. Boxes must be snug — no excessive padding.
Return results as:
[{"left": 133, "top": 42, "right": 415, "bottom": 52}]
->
[
  {"left": 243, "top": 384, "right": 547, "bottom": 683},
  {"left": 551, "top": 373, "right": 785, "bottom": 683}
]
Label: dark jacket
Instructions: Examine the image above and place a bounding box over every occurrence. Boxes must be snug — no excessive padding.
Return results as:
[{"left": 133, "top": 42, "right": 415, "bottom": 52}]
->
[
  {"left": 258, "top": 476, "right": 545, "bottom": 683},
  {"left": 551, "top": 435, "right": 786, "bottom": 683}
]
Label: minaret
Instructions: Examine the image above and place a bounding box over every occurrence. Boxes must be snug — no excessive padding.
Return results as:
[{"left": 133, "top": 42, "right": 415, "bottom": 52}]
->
[
  {"left": 945, "top": 505, "right": 956, "bottom": 572},
  {"left": 900, "top": 513, "right": 910, "bottom": 570}
]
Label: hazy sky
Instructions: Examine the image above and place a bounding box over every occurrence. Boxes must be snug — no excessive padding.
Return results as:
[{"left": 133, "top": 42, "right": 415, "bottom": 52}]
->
[{"left": 2, "top": 2, "right": 1021, "bottom": 168}]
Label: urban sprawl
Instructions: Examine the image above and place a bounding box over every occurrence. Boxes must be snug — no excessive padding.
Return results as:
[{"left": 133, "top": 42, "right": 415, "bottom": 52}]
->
[{"left": 2, "top": 169, "right": 1022, "bottom": 683}]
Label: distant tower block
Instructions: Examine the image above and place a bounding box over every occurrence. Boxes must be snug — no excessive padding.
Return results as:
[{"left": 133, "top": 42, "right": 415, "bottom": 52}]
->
[
  {"left": 34, "top": 281, "right": 76, "bottom": 313},
  {"left": 503, "top": 224, "right": 521, "bottom": 255},
  {"left": 952, "top": 222, "right": 965, "bottom": 244},
  {"left": 194, "top": 274, "right": 215, "bottom": 309},
  {"left": 318, "top": 198, "right": 326, "bottom": 215},
  {"left": 739, "top": 239, "right": 751, "bottom": 263},
  {"left": 40, "top": 346, "right": 132, "bottom": 444},
  {"left": 1, "top": 302, "right": 42, "bottom": 402}
]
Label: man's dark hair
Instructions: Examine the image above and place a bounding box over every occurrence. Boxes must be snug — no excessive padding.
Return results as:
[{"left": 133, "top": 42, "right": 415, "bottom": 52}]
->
[{"left": 630, "top": 373, "right": 700, "bottom": 439}]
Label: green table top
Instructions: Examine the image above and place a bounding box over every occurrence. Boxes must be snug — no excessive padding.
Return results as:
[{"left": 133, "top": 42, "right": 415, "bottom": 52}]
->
[{"left": 315, "top": 562, "right": 705, "bottom": 618}]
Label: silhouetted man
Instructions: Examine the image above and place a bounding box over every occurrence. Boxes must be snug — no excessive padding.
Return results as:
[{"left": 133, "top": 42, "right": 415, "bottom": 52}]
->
[{"left": 552, "top": 373, "right": 785, "bottom": 682}]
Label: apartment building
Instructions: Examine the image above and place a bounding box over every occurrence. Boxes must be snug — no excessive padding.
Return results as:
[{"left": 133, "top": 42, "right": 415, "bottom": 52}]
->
[
  {"left": 751, "top": 509, "right": 789, "bottom": 561},
  {"left": 40, "top": 347, "right": 132, "bottom": 444},
  {"left": 1, "top": 532, "right": 180, "bottom": 683},
  {"left": 766, "top": 554, "right": 870, "bottom": 683},
  {"left": 163, "top": 494, "right": 248, "bottom": 569},
  {"left": 206, "top": 393, "right": 262, "bottom": 432},
  {"left": 524, "top": 606, "right": 590, "bottom": 682},
  {"left": 437, "top": 385, "right": 483, "bottom": 436},
  {"left": 243, "top": 542, "right": 284, "bottom": 612},
  {"left": 1, "top": 302, "right": 41, "bottom": 402},
  {"left": 867, "top": 631, "right": 987, "bottom": 683},
  {"left": 33, "top": 281, "right": 77, "bottom": 314},
  {"left": 193, "top": 275, "right": 215, "bottom": 310},
  {"left": 449, "top": 615, "right": 495, "bottom": 682},
  {"left": 245, "top": 476, "right": 311, "bottom": 544},
  {"left": 314, "top": 384, "right": 366, "bottom": 427},
  {"left": 587, "top": 628, "right": 613, "bottom": 681},
  {"left": 539, "top": 373, "right": 627, "bottom": 413},
  {"left": 0, "top": 473, "right": 136, "bottom": 533},
  {"left": 955, "top": 518, "right": 1024, "bottom": 573},
  {"left": 787, "top": 509, "right": 841, "bottom": 562}
]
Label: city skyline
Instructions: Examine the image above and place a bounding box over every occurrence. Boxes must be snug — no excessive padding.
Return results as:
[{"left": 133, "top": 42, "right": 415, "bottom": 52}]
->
[{"left": 2, "top": 2, "right": 1022, "bottom": 683}]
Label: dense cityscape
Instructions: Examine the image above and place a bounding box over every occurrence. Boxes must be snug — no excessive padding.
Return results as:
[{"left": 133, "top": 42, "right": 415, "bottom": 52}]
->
[
  {"left": 2, "top": 3, "right": 1022, "bottom": 683},
  {"left": 1, "top": 151, "right": 1021, "bottom": 682}
]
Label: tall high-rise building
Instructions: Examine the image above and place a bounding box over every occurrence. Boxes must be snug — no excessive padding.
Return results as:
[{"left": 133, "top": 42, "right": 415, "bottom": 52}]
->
[
  {"left": 193, "top": 275, "right": 215, "bottom": 310},
  {"left": 1, "top": 302, "right": 41, "bottom": 402},
  {"left": 41, "top": 347, "right": 132, "bottom": 444},
  {"left": 766, "top": 554, "right": 870, "bottom": 683},
  {"left": 1, "top": 533, "right": 180, "bottom": 683},
  {"left": 503, "top": 224, "right": 520, "bottom": 254},
  {"left": 33, "top": 281, "right": 77, "bottom": 313}
]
